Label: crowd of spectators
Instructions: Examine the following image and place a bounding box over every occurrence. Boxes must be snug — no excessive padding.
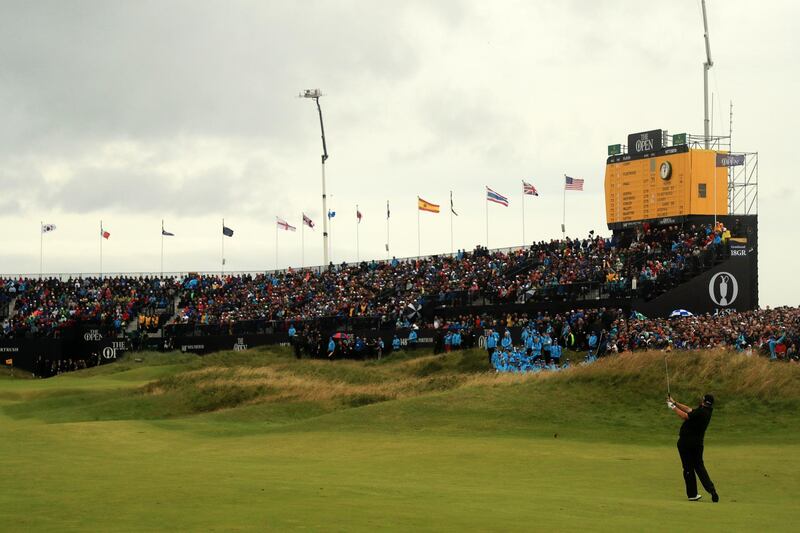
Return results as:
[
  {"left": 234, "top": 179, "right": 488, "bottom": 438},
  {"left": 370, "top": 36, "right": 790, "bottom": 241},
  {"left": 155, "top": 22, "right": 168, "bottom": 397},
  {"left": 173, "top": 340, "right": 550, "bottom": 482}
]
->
[
  {"left": 1, "top": 277, "right": 175, "bottom": 338},
  {"left": 427, "top": 306, "right": 800, "bottom": 363},
  {"left": 1, "top": 223, "right": 734, "bottom": 339}
]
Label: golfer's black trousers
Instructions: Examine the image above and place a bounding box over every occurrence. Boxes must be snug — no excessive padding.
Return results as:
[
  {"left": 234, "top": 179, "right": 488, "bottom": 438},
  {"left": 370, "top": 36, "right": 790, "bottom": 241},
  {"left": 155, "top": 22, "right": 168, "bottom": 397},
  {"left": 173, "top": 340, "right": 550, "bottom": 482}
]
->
[{"left": 678, "top": 443, "right": 716, "bottom": 498}]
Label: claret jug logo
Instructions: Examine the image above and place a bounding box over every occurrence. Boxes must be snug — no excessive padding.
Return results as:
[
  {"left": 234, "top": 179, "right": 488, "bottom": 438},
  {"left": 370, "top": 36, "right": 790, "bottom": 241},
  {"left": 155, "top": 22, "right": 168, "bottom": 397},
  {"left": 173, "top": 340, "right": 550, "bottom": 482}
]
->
[{"left": 709, "top": 272, "right": 738, "bottom": 306}]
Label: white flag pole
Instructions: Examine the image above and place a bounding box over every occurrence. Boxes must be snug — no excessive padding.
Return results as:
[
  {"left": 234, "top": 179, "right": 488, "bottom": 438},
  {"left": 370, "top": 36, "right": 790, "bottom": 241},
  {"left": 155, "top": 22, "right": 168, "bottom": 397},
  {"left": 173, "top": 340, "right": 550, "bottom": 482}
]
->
[
  {"left": 485, "top": 188, "right": 489, "bottom": 248},
  {"left": 161, "top": 220, "right": 165, "bottom": 276},
  {"left": 417, "top": 198, "right": 421, "bottom": 257},
  {"left": 562, "top": 176, "right": 567, "bottom": 239},
  {"left": 356, "top": 204, "right": 360, "bottom": 263},
  {"left": 39, "top": 221, "right": 43, "bottom": 279},
  {"left": 275, "top": 220, "right": 279, "bottom": 271},
  {"left": 100, "top": 220, "right": 103, "bottom": 278},
  {"left": 521, "top": 182, "right": 526, "bottom": 247},
  {"left": 386, "top": 201, "right": 390, "bottom": 260},
  {"left": 221, "top": 218, "right": 225, "bottom": 275},
  {"left": 449, "top": 191, "right": 454, "bottom": 255},
  {"left": 301, "top": 215, "right": 305, "bottom": 269}
]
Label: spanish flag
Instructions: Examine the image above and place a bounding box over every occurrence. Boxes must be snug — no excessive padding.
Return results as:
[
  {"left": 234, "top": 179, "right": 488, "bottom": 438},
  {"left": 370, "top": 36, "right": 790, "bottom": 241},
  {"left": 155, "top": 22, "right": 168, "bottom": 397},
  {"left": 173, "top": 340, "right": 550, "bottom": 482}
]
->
[
  {"left": 418, "top": 197, "right": 440, "bottom": 213},
  {"left": 4, "top": 359, "right": 12, "bottom": 366}
]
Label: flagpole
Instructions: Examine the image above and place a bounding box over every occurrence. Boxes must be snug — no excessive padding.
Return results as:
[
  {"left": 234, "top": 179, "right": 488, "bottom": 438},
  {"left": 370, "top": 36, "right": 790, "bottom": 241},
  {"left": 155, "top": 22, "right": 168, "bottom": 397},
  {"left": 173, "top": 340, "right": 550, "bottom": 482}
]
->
[
  {"left": 485, "top": 189, "right": 489, "bottom": 248},
  {"left": 562, "top": 175, "right": 566, "bottom": 239},
  {"left": 221, "top": 218, "right": 225, "bottom": 275},
  {"left": 301, "top": 216, "right": 305, "bottom": 269},
  {"left": 356, "top": 204, "right": 360, "bottom": 263},
  {"left": 417, "top": 198, "right": 421, "bottom": 257},
  {"left": 161, "top": 219, "right": 165, "bottom": 277},
  {"left": 275, "top": 221, "right": 279, "bottom": 271},
  {"left": 39, "top": 221, "right": 43, "bottom": 279},
  {"left": 521, "top": 185, "right": 525, "bottom": 246},
  {"left": 386, "top": 201, "right": 390, "bottom": 260},
  {"left": 99, "top": 220, "right": 103, "bottom": 278},
  {"left": 449, "top": 191, "right": 454, "bottom": 255},
  {"left": 329, "top": 214, "right": 333, "bottom": 265}
]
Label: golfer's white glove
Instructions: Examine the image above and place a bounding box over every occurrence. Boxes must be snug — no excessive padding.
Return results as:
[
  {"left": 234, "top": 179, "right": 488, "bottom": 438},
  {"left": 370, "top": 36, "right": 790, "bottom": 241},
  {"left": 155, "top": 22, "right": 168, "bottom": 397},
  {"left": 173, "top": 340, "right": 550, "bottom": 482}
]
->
[{"left": 667, "top": 401, "right": 676, "bottom": 410}]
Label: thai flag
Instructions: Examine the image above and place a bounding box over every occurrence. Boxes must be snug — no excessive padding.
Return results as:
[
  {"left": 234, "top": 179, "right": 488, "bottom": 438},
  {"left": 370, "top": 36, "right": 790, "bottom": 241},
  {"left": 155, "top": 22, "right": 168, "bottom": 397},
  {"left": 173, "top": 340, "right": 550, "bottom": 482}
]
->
[{"left": 486, "top": 187, "right": 509, "bottom": 207}]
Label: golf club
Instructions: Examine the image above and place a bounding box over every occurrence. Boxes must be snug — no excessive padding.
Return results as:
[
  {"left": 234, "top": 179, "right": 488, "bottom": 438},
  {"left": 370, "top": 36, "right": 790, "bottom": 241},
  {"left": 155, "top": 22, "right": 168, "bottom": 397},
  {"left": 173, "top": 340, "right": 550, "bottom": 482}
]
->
[{"left": 664, "top": 355, "right": 671, "bottom": 398}]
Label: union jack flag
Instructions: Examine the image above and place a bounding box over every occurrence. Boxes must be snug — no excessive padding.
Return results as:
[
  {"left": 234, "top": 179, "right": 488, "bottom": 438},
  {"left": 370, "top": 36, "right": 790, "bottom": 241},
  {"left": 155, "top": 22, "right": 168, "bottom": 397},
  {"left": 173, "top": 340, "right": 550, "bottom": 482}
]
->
[
  {"left": 523, "top": 181, "right": 539, "bottom": 196},
  {"left": 302, "top": 213, "right": 315, "bottom": 229}
]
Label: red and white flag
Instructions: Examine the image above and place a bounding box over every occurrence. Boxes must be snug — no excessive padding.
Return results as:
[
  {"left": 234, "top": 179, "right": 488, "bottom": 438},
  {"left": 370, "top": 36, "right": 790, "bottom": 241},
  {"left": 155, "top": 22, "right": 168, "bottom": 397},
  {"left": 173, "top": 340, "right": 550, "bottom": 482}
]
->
[
  {"left": 276, "top": 217, "right": 297, "bottom": 232},
  {"left": 302, "top": 213, "right": 315, "bottom": 229},
  {"left": 565, "top": 176, "right": 584, "bottom": 191}
]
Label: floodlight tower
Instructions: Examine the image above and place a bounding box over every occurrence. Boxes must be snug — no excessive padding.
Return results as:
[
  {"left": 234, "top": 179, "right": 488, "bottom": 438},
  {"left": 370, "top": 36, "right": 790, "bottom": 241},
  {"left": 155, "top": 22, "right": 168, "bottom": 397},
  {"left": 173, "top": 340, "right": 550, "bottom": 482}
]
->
[
  {"left": 301, "top": 89, "right": 330, "bottom": 266},
  {"left": 701, "top": 0, "right": 713, "bottom": 149}
]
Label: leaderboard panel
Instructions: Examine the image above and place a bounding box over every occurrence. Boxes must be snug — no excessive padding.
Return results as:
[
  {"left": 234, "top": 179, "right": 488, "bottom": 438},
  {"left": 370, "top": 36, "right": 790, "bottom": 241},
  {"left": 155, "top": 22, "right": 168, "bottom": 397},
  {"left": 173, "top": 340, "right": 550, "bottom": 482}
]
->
[{"left": 605, "top": 147, "right": 692, "bottom": 225}]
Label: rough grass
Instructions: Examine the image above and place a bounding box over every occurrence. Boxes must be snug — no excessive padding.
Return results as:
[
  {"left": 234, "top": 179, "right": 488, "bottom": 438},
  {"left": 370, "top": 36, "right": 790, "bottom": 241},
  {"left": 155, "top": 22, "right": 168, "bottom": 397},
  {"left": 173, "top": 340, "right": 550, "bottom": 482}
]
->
[{"left": 4, "top": 346, "right": 800, "bottom": 446}]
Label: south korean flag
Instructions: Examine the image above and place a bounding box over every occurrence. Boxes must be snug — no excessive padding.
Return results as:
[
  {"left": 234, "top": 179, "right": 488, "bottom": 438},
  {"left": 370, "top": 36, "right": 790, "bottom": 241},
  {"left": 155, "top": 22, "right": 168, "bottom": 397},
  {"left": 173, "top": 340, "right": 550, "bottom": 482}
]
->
[{"left": 41, "top": 223, "right": 57, "bottom": 233}]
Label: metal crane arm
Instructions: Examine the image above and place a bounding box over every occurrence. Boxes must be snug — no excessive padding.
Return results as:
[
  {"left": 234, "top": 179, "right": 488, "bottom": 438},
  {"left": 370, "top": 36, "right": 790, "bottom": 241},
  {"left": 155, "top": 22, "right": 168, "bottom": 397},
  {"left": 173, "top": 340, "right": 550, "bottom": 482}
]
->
[{"left": 701, "top": 0, "right": 713, "bottom": 66}]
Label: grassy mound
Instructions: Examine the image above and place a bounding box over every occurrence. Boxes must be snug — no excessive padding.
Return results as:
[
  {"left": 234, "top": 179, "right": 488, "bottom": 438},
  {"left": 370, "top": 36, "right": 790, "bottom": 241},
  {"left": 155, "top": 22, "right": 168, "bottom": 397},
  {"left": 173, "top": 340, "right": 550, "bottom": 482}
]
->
[{"left": 4, "top": 347, "right": 799, "bottom": 444}]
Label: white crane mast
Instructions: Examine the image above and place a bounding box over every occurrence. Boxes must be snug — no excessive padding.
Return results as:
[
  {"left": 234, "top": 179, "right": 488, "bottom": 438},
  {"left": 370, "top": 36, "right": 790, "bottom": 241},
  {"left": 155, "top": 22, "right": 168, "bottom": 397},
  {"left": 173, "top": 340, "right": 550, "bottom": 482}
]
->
[{"left": 701, "top": 0, "right": 714, "bottom": 149}]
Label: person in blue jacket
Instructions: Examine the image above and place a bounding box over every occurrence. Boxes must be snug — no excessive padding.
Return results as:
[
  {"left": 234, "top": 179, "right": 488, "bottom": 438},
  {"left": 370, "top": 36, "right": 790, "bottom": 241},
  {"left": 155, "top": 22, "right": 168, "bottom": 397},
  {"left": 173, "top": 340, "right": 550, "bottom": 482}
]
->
[
  {"left": 550, "top": 342, "right": 562, "bottom": 365},
  {"left": 485, "top": 328, "right": 499, "bottom": 363},
  {"left": 392, "top": 334, "right": 401, "bottom": 352},
  {"left": 452, "top": 331, "right": 462, "bottom": 351},
  {"left": 531, "top": 333, "right": 543, "bottom": 360},
  {"left": 408, "top": 328, "right": 418, "bottom": 350},
  {"left": 327, "top": 337, "right": 336, "bottom": 359},
  {"left": 501, "top": 330, "right": 513, "bottom": 350},
  {"left": 288, "top": 324, "right": 296, "bottom": 338},
  {"left": 768, "top": 331, "right": 786, "bottom": 360}
]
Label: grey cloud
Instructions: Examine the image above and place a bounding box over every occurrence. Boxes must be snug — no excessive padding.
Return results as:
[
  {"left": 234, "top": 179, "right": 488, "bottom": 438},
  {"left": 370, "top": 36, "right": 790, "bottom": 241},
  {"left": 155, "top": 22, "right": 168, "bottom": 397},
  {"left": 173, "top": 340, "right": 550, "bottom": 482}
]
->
[
  {"left": 0, "top": 1, "right": 423, "bottom": 154},
  {"left": 36, "top": 159, "right": 288, "bottom": 217}
]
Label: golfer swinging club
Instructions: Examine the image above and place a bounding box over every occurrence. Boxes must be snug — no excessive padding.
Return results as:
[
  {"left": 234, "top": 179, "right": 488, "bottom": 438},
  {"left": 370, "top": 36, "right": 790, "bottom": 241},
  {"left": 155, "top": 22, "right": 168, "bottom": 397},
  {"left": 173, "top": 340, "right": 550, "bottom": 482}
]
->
[{"left": 667, "top": 393, "right": 719, "bottom": 502}]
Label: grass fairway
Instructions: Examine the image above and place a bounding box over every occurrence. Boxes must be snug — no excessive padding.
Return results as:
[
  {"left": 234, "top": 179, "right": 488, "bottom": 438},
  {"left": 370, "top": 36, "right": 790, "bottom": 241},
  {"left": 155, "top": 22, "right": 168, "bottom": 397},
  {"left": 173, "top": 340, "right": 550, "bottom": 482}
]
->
[{"left": 1, "top": 349, "right": 799, "bottom": 531}]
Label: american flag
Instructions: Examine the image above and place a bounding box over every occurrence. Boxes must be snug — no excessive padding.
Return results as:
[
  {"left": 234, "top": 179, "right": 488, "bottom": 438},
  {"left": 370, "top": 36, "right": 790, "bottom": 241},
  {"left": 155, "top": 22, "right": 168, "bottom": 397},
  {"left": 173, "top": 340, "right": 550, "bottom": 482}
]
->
[
  {"left": 276, "top": 217, "right": 297, "bottom": 232},
  {"left": 565, "top": 176, "right": 584, "bottom": 191},
  {"left": 523, "top": 181, "right": 539, "bottom": 196},
  {"left": 302, "top": 213, "right": 315, "bottom": 229}
]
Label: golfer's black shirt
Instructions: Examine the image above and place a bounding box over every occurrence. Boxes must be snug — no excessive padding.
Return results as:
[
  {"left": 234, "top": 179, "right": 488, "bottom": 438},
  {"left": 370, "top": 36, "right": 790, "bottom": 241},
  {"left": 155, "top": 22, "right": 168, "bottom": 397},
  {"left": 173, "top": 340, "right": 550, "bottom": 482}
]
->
[{"left": 678, "top": 405, "right": 713, "bottom": 447}]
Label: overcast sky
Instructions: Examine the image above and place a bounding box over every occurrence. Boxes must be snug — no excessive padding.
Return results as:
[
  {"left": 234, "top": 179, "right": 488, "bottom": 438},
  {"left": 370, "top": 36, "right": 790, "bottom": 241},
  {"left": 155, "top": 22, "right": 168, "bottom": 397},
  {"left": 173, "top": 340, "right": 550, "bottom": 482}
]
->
[{"left": 0, "top": 0, "right": 796, "bottom": 306}]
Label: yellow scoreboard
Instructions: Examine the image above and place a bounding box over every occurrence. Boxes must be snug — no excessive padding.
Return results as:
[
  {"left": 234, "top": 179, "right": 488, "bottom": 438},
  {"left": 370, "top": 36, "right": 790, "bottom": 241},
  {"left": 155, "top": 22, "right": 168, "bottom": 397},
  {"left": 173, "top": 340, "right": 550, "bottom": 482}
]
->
[{"left": 605, "top": 146, "right": 728, "bottom": 227}]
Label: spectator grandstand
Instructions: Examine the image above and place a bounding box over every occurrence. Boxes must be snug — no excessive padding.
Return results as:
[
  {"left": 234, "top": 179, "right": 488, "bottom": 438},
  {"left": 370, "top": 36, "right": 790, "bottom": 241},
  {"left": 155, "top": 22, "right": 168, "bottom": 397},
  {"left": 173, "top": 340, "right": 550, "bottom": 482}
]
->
[{"left": 3, "top": 221, "right": 791, "bottom": 373}]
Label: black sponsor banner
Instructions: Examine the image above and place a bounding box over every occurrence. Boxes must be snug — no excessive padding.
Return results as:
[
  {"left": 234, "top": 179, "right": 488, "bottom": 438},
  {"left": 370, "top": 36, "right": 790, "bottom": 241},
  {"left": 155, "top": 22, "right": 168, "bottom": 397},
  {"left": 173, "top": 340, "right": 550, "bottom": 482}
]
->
[
  {"left": 636, "top": 253, "right": 753, "bottom": 317},
  {"left": 174, "top": 333, "right": 290, "bottom": 355},
  {"left": 716, "top": 153, "right": 745, "bottom": 167},
  {"left": 0, "top": 338, "right": 62, "bottom": 373},
  {"left": 730, "top": 244, "right": 747, "bottom": 257},
  {"left": 62, "top": 326, "right": 128, "bottom": 365},
  {"left": 627, "top": 129, "right": 663, "bottom": 156}
]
